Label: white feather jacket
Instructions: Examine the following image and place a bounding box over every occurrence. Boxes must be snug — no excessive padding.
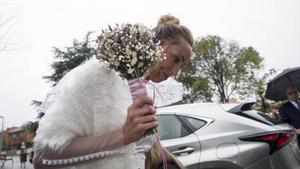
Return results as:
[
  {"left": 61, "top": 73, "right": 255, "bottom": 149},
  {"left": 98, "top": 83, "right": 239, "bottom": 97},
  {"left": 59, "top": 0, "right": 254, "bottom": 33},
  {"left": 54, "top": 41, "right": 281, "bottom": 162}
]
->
[{"left": 34, "top": 59, "right": 145, "bottom": 169}]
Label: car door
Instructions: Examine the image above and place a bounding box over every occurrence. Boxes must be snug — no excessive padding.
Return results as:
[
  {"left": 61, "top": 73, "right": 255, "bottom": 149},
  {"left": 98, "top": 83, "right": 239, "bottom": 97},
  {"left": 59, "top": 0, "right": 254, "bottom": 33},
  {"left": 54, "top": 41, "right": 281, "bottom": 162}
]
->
[{"left": 157, "top": 114, "right": 203, "bottom": 169}]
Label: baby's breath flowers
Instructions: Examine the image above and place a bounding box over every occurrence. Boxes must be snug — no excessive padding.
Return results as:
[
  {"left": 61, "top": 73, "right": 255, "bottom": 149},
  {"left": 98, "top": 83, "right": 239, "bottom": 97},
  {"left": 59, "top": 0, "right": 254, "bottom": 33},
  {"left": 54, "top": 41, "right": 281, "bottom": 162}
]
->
[{"left": 96, "top": 23, "right": 163, "bottom": 80}]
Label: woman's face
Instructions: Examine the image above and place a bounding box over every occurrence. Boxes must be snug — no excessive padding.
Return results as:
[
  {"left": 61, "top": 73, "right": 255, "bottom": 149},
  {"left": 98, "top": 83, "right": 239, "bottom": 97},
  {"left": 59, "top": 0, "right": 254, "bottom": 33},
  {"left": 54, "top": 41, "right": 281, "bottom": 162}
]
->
[{"left": 149, "top": 39, "right": 192, "bottom": 83}]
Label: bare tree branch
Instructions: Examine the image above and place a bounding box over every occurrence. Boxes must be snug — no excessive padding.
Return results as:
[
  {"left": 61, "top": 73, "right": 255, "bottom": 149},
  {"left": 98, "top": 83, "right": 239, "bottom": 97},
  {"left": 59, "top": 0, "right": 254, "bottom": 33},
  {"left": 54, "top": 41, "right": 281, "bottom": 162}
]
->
[{"left": 0, "top": 0, "right": 19, "bottom": 52}]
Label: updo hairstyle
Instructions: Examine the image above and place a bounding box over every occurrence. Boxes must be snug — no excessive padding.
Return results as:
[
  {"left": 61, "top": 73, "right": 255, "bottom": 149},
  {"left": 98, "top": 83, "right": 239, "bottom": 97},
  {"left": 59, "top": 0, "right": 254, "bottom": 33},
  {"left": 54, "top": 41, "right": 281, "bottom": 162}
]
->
[{"left": 155, "top": 15, "right": 193, "bottom": 47}]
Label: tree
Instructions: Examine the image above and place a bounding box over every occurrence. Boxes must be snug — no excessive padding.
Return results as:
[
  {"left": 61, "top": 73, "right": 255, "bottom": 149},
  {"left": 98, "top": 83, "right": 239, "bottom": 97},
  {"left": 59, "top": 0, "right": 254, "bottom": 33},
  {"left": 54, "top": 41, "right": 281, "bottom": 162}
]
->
[
  {"left": 44, "top": 32, "right": 96, "bottom": 86},
  {"left": 176, "top": 59, "right": 213, "bottom": 103},
  {"left": 25, "top": 121, "right": 39, "bottom": 135},
  {"left": 192, "top": 35, "right": 264, "bottom": 103},
  {"left": 251, "top": 68, "right": 277, "bottom": 112},
  {"left": 31, "top": 100, "right": 44, "bottom": 119},
  {"left": 26, "top": 100, "right": 44, "bottom": 135},
  {"left": 0, "top": 0, "right": 17, "bottom": 52}
]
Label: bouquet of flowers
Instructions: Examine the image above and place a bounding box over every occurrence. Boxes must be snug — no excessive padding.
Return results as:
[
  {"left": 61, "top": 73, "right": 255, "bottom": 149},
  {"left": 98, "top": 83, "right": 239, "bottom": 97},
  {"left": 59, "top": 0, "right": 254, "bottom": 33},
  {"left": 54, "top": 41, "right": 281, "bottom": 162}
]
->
[
  {"left": 96, "top": 23, "right": 162, "bottom": 121},
  {"left": 96, "top": 23, "right": 163, "bottom": 100},
  {"left": 96, "top": 23, "right": 169, "bottom": 169}
]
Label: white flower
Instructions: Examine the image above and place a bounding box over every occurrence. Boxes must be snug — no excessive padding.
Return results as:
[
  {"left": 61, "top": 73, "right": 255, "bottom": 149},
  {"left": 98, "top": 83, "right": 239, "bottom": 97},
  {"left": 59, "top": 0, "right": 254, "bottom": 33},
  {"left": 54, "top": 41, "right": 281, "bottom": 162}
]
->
[
  {"left": 127, "top": 68, "right": 134, "bottom": 74},
  {"left": 138, "top": 62, "right": 144, "bottom": 68},
  {"left": 125, "top": 48, "right": 131, "bottom": 56},
  {"left": 130, "top": 54, "right": 137, "bottom": 66}
]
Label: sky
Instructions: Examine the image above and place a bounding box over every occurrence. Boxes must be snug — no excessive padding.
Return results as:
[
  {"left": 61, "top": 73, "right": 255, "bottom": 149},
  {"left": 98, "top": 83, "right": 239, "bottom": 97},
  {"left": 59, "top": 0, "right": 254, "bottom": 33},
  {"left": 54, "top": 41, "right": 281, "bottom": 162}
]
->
[{"left": 0, "top": 0, "right": 299, "bottom": 128}]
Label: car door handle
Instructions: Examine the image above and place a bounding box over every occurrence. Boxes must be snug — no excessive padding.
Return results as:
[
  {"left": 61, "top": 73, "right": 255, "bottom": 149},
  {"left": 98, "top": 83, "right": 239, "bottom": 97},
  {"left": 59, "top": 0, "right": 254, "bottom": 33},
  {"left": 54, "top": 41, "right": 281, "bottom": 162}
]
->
[{"left": 172, "top": 147, "right": 194, "bottom": 156}]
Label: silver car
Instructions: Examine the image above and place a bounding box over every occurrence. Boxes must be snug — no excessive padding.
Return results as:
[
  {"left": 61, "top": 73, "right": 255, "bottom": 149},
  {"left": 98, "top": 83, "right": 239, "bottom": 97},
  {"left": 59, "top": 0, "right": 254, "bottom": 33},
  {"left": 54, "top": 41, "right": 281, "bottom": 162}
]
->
[{"left": 157, "top": 102, "right": 300, "bottom": 169}]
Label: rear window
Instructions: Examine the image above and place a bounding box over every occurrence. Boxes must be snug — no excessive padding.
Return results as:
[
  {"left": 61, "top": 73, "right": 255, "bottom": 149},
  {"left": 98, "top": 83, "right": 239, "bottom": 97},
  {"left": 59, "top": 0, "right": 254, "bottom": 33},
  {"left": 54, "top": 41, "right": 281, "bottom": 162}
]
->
[
  {"left": 179, "top": 115, "right": 207, "bottom": 132},
  {"left": 231, "top": 110, "right": 280, "bottom": 125}
]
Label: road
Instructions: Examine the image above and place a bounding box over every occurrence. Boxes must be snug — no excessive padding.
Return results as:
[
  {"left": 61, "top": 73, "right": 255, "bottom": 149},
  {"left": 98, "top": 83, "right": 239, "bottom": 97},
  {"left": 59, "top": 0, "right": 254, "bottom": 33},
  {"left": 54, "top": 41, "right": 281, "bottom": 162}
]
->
[{"left": 1, "top": 156, "right": 34, "bottom": 169}]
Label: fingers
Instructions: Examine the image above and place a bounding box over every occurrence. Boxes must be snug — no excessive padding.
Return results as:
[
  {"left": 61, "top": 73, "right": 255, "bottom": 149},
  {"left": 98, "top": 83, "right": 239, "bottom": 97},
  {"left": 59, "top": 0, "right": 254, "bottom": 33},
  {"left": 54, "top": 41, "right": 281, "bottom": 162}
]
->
[
  {"left": 134, "top": 115, "right": 157, "bottom": 124},
  {"left": 138, "top": 104, "right": 156, "bottom": 116},
  {"left": 142, "top": 121, "right": 159, "bottom": 131},
  {"left": 127, "top": 105, "right": 156, "bottom": 124},
  {"left": 134, "top": 121, "right": 159, "bottom": 133},
  {"left": 128, "top": 100, "right": 156, "bottom": 118},
  {"left": 131, "top": 96, "right": 154, "bottom": 108},
  {"left": 123, "top": 96, "right": 158, "bottom": 144}
]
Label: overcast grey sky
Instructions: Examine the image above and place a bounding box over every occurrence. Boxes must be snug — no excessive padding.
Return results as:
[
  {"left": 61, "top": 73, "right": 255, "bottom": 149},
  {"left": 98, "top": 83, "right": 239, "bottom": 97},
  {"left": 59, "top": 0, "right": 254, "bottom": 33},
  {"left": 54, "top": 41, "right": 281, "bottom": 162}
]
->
[{"left": 0, "top": 0, "right": 299, "bottom": 127}]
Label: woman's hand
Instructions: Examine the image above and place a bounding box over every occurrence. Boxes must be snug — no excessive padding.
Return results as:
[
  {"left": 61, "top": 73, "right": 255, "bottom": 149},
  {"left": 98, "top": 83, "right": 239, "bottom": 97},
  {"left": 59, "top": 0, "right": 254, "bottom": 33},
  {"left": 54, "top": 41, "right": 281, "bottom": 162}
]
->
[{"left": 122, "top": 96, "right": 158, "bottom": 144}]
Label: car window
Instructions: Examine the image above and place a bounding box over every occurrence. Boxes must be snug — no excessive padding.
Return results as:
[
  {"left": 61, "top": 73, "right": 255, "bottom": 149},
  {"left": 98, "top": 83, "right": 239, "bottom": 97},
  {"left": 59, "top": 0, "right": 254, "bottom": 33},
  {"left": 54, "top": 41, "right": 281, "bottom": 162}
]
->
[
  {"left": 179, "top": 116, "right": 207, "bottom": 132},
  {"left": 157, "top": 115, "right": 190, "bottom": 140},
  {"left": 239, "top": 110, "right": 280, "bottom": 125}
]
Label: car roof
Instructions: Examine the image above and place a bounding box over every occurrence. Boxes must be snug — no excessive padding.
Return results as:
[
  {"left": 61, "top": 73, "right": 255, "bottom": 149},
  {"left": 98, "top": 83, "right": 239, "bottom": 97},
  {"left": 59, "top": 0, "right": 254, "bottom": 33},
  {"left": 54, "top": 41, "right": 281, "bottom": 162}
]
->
[
  {"left": 158, "top": 102, "right": 237, "bottom": 115},
  {"left": 158, "top": 102, "right": 257, "bottom": 114},
  {"left": 157, "top": 102, "right": 276, "bottom": 130}
]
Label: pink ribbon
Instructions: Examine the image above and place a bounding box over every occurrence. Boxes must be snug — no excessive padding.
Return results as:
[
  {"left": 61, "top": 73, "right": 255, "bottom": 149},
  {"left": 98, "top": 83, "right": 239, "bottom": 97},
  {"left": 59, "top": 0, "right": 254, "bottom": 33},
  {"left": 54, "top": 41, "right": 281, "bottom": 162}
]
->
[
  {"left": 137, "top": 78, "right": 168, "bottom": 169},
  {"left": 128, "top": 77, "right": 168, "bottom": 169}
]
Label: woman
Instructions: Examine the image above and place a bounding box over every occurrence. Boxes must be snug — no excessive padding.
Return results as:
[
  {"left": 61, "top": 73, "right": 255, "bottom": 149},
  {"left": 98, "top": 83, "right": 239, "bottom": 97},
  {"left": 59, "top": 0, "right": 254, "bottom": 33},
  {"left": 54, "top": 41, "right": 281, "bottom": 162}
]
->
[{"left": 33, "top": 15, "right": 193, "bottom": 169}]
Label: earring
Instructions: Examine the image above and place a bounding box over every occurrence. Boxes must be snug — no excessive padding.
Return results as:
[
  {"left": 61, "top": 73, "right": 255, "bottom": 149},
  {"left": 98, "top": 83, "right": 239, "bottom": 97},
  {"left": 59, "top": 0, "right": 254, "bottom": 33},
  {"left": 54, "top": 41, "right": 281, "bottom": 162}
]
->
[{"left": 163, "top": 53, "right": 167, "bottom": 60}]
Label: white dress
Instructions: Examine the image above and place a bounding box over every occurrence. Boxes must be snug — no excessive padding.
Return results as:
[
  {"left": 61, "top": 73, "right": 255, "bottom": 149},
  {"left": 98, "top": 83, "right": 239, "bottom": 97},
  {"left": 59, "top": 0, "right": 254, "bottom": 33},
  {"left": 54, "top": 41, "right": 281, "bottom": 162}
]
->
[{"left": 34, "top": 59, "right": 147, "bottom": 169}]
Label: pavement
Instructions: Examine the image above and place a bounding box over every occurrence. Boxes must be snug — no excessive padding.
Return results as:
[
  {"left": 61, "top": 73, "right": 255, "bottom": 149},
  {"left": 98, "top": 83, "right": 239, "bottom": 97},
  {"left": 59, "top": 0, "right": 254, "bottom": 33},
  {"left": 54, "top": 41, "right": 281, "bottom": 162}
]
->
[{"left": 0, "top": 156, "right": 34, "bottom": 169}]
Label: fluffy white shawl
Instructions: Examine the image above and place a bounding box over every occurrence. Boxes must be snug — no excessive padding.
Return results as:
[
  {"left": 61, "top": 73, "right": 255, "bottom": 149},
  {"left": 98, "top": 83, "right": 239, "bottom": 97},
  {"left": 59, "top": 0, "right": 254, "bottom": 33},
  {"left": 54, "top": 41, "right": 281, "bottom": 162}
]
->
[{"left": 34, "top": 59, "right": 145, "bottom": 169}]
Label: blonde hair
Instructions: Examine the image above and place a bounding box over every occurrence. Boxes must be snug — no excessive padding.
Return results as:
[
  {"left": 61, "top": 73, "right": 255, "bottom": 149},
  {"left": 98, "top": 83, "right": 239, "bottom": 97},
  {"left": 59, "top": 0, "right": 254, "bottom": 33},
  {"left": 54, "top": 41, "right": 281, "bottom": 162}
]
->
[
  {"left": 145, "top": 141, "right": 185, "bottom": 169},
  {"left": 146, "top": 16, "right": 192, "bottom": 168},
  {"left": 155, "top": 14, "right": 193, "bottom": 47}
]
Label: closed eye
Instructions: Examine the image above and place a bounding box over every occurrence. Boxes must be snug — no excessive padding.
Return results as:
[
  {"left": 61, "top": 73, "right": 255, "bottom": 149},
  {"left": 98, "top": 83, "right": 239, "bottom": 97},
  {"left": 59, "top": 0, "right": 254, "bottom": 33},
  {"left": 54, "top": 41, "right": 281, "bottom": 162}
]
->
[{"left": 174, "top": 56, "right": 181, "bottom": 63}]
